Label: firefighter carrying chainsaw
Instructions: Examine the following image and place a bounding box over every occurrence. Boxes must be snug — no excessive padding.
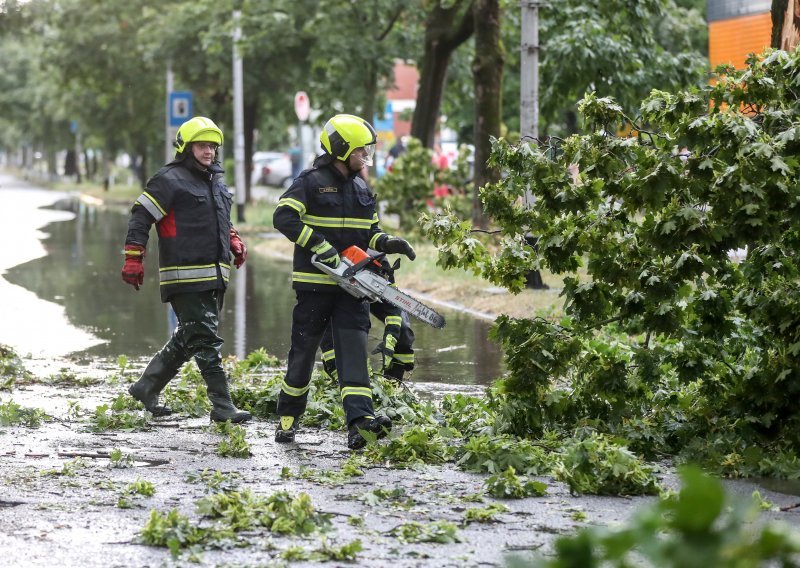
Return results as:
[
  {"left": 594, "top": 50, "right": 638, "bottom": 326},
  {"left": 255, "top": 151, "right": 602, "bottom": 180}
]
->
[{"left": 273, "top": 114, "right": 417, "bottom": 450}]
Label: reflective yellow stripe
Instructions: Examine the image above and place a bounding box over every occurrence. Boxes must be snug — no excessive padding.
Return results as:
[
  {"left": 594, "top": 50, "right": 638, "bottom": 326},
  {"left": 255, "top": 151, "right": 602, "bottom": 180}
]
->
[
  {"left": 277, "top": 197, "right": 306, "bottom": 214},
  {"left": 296, "top": 225, "right": 313, "bottom": 248},
  {"left": 281, "top": 378, "right": 310, "bottom": 397},
  {"left": 292, "top": 271, "right": 337, "bottom": 285},
  {"left": 385, "top": 316, "right": 402, "bottom": 328},
  {"left": 341, "top": 386, "right": 372, "bottom": 401},
  {"left": 369, "top": 232, "right": 387, "bottom": 249},
  {"left": 394, "top": 353, "right": 414, "bottom": 364},
  {"left": 124, "top": 249, "right": 144, "bottom": 257},
  {"left": 302, "top": 214, "right": 374, "bottom": 230},
  {"left": 322, "top": 349, "right": 335, "bottom": 362},
  {"left": 136, "top": 191, "right": 166, "bottom": 221}
]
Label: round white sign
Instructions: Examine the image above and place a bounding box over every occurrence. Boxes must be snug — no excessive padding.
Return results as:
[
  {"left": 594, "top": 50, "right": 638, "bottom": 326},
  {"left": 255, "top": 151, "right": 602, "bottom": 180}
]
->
[{"left": 294, "top": 91, "right": 310, "bottom": 122}]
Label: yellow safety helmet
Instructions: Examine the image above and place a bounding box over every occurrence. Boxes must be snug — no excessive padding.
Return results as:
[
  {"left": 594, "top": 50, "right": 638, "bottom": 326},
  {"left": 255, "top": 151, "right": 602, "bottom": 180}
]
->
[
  {"left": 173, "top": 116, "right": 224, "bottom": 156},
  {"left": 320, "top": 114, "right": 377, "bottom": 162}
]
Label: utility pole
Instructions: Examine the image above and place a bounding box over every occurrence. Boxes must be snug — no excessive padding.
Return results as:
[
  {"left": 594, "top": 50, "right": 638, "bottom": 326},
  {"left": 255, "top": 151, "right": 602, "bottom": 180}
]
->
[
  {"left": 165, "top": 61, "right": 174, "bottom": 164},
  {"left": 232, "top": 9, "right": 246, "bottom": 223},
  {"left": 520, "top": 1, "right": 549, "bottom": 290},
  {"left": 520, "top": 0, "right": 543, "bottom": 143},
  {"left": 74, "top": 125, "right": 82, "bottom": 184}
]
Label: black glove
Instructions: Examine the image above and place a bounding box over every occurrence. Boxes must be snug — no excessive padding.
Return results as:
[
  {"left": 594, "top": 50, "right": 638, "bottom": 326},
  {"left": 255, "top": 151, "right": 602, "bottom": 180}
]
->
[
  {"left": 383, "top": 237, "right": 416, "bottom": 261},
  {"left": 312, "top": 240, "right": 340, "bottom": 268}
]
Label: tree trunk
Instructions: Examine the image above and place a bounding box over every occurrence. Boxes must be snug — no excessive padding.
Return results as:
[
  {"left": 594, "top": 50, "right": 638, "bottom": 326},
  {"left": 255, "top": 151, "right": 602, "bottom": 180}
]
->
[
  {"left": 363, "top": 59, "right": 379, "bottom": 178},
  {"left": 565, "top": 109, "right": 579, "bottom": 135},
  {"left": 771, "top": 0, "right": 789, "bottom": 48},
  {"left": 137, "top": 149, "right": 148, "bottom": 188},
  {"left": 64, "top": 150, "right": 77, "bottom": 177},
  {"left": 472, "top": 0, "right": 503, "bottom": 228},
  {"left": 411, "top": 0, "right": 475, "bottom": 148}
]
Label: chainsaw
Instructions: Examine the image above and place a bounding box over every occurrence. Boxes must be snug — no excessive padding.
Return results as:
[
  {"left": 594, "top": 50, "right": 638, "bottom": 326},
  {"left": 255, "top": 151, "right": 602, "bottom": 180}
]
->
[{"left": 311, "top": 245, "right": 446, "bottom": 329}]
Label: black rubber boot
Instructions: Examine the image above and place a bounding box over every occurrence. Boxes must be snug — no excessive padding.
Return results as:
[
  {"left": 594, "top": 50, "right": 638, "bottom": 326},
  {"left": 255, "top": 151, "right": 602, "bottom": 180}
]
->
[
  {"left": 203, "top": 371, "right": 252, "bottom": 423},
  {"left": 384, "top": 364, "right": 405, "bottom": 382},
  {"left": 347, "top": 415, "right": 392, "bottom": 450},
  {"left": 275, "top": 416, "right": 299, "bottom": 443},
  {"left": 128, "top": 353, "right": 181, "bottom": 416}
]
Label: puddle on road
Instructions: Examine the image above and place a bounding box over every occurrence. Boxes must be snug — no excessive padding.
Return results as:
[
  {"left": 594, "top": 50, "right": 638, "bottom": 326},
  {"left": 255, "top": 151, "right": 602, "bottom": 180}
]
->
[
  {"left": 0, "top": 181, "right": 504, "bottom": 385},
  {"left": 0, "top": 180, "right": 104, "bottom": 356},
  {"left": 753, "top": 477, "right": 800, "bottom": 497}
]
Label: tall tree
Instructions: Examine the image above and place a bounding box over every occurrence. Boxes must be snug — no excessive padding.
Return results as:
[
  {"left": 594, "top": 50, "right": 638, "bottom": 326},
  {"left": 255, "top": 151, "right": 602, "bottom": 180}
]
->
[
  {"left": 306, "top": 1, "right": 414, "bottom": 126},
  {"left": 411, "top": 0, "right": 474, "bottom": 148},
  {"left": 40, "top": 0, "right": 167, "bottom": 185},
  {"left": 539, "top": 0, "right": 707, "bottom": 135},
  {"left": 471, "top": 0, "right": 503, "bottom": 227}
]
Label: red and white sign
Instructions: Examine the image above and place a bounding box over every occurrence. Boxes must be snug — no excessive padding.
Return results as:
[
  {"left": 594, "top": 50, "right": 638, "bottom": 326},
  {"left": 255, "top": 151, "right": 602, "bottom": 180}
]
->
[{"left": 294, "top": 91, "right": 310, "bottom": 122}]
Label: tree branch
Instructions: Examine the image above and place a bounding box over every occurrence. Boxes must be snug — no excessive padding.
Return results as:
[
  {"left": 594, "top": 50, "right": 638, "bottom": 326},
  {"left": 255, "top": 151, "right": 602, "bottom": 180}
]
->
[{"left": 375, "top": 6, "right": 405, "bottom": 42}]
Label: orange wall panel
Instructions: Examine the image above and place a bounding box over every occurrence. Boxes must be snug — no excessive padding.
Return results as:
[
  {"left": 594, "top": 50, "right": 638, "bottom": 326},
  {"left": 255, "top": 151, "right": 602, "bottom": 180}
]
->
[{"left": 709, "top": 12, "right": 772, "bottom": 69}]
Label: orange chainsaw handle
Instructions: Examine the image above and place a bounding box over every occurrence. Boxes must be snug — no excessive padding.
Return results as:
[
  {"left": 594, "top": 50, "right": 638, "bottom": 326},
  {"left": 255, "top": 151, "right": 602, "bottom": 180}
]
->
[{"left": 341, "top": 245, "right": 385, "bottom": 278}]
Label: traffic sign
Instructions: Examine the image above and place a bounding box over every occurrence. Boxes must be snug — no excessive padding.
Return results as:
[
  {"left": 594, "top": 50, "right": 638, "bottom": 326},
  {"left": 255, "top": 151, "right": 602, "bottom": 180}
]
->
[
  {"left": 294, "top": 91, "right": 310, "bottom": 122},
  {"left": 169, "top": 91, "right": 193, "bottom": 127},
  {"left": 373, "top": 101, "right": 394, "bottom": 132}
]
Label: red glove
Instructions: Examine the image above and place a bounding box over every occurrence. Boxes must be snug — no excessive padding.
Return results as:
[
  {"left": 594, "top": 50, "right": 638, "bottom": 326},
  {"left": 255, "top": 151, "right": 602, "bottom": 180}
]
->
[
  {"left": 230, "top": 228, "right": 247, "bottom": 268},
  {"left": 121, "top": 244, "right": 145, "bottom": 290}
]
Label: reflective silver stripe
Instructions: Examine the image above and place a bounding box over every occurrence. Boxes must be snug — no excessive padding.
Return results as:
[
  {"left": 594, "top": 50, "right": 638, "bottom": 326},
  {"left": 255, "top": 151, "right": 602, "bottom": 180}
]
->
[
  {"left": 281, "top": 378, "right": 310, "bottom": 397},
  {"left": 135, "top": 191, "right": 166, "bottom": 221},
  {"left": 369, "top": 232, "right": 387, "bottom": 249},
  {"left": 341, "top": 386, "right": 372, "bottom": 401},
  {"left": 159, "top": 264, "right": 229, "bottom": 285},
  {"left": 302, "top": 214, "right": 373, "bottom": 230},
  {"left": 292, "top": 271, "right": 337, "bottom": 285},
  {"left": 296, "top": 225, "right": 314, "bottom": 248}
]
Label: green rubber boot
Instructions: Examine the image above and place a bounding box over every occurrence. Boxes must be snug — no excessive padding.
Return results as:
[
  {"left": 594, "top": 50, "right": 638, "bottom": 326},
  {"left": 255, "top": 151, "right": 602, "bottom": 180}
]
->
[
  {"left": 128, "top": 352, "right": 182, "bottom": 416},
  {"left": 203, "top": 371, "right": 252, "bottom": 423}
]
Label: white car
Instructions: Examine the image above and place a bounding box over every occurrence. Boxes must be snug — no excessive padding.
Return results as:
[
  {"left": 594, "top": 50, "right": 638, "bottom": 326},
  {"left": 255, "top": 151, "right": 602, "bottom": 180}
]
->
[{"left": 251, "top": 152, "right": 293, "bottom": 188}]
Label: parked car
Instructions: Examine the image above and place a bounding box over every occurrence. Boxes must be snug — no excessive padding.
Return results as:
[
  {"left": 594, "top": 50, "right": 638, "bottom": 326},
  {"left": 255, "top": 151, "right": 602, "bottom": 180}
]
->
[{"left": 251, "top": 151, "right": 293, "bottom": 188}]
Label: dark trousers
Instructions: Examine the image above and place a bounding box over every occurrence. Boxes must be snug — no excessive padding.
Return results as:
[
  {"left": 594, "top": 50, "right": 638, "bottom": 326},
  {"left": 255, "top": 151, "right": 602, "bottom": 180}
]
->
[
  {"left": 158, "top": 290, "right": 225, "bottom": 377},
  {"left": 277, "top": 290, "right": 372, "bottom": 425},
  {"left": 320, "top": 301, "right": 415, "bottom": 378}
]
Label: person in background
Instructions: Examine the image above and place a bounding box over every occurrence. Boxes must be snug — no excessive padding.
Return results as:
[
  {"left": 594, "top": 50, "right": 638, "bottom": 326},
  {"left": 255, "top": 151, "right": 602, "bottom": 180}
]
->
[
  {"left": 121, "top": 116, "right": 251, "bottom": 424},
  {"left": 384, "top": 135, "right": 408, "bottom": 172}
]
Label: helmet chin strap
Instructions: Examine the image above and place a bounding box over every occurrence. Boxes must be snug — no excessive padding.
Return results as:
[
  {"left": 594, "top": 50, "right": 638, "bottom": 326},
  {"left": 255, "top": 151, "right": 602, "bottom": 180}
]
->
[{"left": 346, "top": 158, "right": 367, "bottom": 177}]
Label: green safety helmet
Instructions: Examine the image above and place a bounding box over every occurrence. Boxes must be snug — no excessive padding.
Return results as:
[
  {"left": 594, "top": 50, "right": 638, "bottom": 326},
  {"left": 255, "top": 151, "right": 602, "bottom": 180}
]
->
[
  {"left": 320, "top": 114, "right": 377, "bottom": 162},
  {"left": 173, "top": 116, "right": 224, "bottom": 157}
]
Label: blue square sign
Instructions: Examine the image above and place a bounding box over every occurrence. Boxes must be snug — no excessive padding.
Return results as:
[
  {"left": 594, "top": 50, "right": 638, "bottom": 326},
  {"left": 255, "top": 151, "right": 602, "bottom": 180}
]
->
[
  {"left": 373, "top": 101, "right": 394, "bottom": 132},
  {"left": 169, "top": 91, "right": 193, "bottom": 127}
]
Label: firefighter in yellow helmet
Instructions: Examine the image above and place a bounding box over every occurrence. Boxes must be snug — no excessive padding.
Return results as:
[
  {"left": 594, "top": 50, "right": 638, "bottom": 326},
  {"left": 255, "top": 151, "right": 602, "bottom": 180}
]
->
[
  {"left": 273, "top": 114, "right": 416, "bottom": 449},
  {"left": 121, "top": 116, "right": 251, "bottom": 423}
]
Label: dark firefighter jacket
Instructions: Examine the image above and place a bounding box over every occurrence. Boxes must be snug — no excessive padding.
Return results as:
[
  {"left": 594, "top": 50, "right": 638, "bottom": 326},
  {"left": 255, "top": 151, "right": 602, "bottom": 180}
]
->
[
  {"left": 273, "top": 163, "right": 391, "bottom": 292},
  {"left": 125, "top": 158, "right": 234, "bottom": 302}
]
